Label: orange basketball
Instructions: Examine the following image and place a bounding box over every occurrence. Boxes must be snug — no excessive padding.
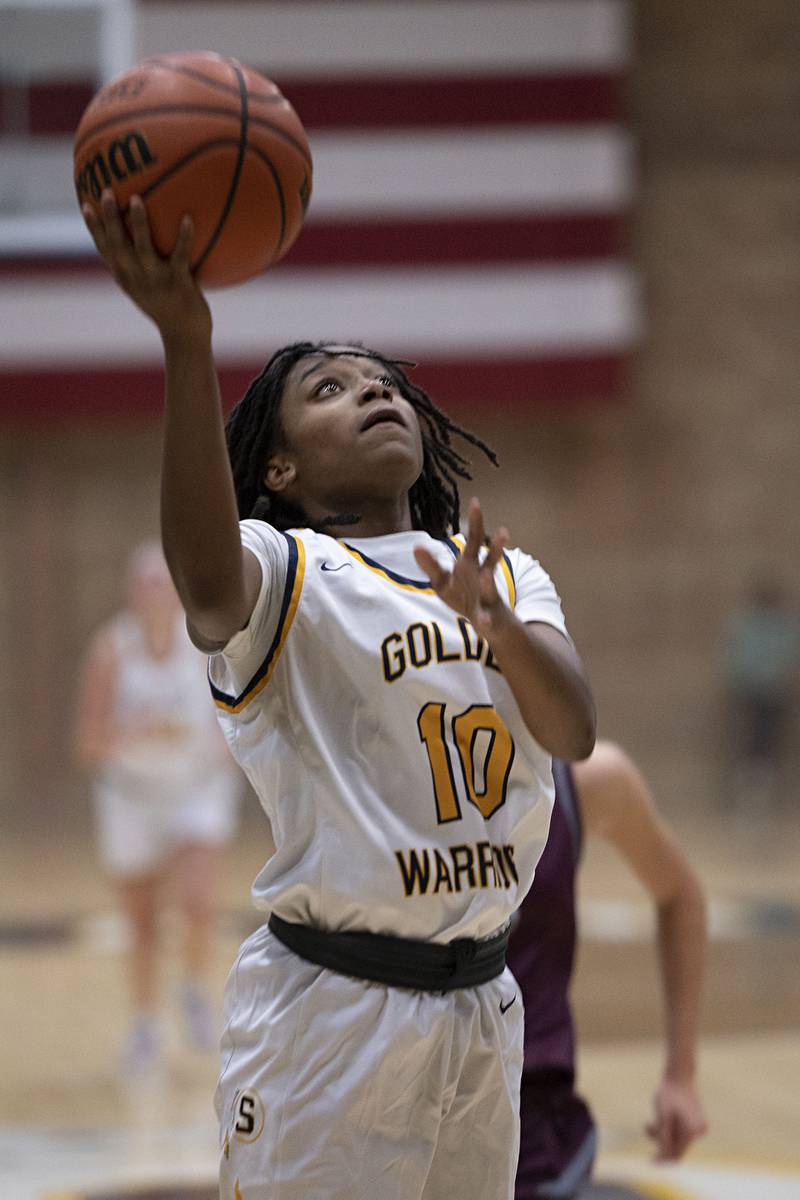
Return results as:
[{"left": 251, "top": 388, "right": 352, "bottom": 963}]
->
[{"left": 73, "top": 51, "right": 312, "bottom": 288}]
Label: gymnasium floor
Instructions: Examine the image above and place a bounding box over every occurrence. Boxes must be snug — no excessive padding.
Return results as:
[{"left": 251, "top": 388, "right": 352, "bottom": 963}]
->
[{"left": 2, "top": 806, "right": 799, "bottom": 1200}]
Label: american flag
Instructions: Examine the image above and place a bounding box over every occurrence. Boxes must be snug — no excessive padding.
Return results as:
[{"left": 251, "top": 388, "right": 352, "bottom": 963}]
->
[{"left": 0, "top": 0, "right": 636, "bottom": 416}]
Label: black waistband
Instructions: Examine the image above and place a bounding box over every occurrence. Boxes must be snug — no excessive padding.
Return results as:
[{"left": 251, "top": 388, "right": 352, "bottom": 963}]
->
[{"left": 268, "top": 913, "right": 509, "bottom": 992}]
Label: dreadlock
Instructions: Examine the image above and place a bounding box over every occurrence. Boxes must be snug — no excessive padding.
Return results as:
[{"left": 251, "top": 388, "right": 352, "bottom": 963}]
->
[{"left": 224, "top": 341, "right": 498, "bottom": 538}]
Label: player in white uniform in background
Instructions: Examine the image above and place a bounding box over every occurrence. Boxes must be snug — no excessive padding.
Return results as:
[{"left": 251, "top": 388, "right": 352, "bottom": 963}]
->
[
  {"left": 83, "top": 194, "right": 596, "bottom": 1198},
  {"left": 75, "top": 541, "right": 240, "bottom": 1077}
]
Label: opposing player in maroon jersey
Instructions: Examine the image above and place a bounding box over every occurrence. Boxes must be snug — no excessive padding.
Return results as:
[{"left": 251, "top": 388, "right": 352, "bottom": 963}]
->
[{"left": 508, "top": 741, "right": 708, "bottom": 1198}]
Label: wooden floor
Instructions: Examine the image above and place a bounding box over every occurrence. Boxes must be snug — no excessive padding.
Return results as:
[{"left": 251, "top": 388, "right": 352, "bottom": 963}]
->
[{"left": 1, "top": 804, "right": 799, "bottom": 1198}]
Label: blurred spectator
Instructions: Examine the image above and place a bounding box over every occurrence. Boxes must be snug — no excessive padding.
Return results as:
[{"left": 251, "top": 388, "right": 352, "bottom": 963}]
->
[
  {"left": 74, "top": 541, "right": 241, "bottom": 1080},
  {"left": 719, "top": 575, "right": 800, "bottom": 811}
]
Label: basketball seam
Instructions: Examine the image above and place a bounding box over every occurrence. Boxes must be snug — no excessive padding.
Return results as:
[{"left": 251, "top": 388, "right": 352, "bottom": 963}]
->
[
  {"left": 142, "top": 57, "right": 285, "bottom": 107},
  {"left": 74, "top": 105, "right": 239, "bottom": 156},
  {"left": 74, "top": 104, "right": 312, "bottom": 170},
  {"left": 246, "top": 145, "right": 287, "bottom": 263},
  {"left": 193, "top": 62, "right": 250, "bottom": 275},
  {"left": 129, "top": 139, "right": 289, "bottom": 275},
  {"left": 133, "top": 138, "right": 241, "bottom": 203}
]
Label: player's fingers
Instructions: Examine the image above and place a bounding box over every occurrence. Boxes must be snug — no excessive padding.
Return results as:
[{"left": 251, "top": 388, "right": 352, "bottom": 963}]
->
[
  {"left": 464, "top": 497, "right": 485, "bottom": 559},
  {"left": 81, "top": 204, "right": 110, "bottom": 258},
  {"left": 655, "top": 1111, "right": 681, "bottom": 1161},
  {"left": 482, "top": 526, "right": 509, "bottom": 573},
  {"left": 171, "top": 214, "right": 194, "bottom": 270},
  {"left": 671, "top": 1123, "right": 693, "bottom": 1160},
  {"left": 645, "top": 1118, "right": 669, "bottom": 1161},
  {"left": 128, "top": 194, "right": 157, "bottom": 261},
  {"left": 675, "top": 1110, "right": 707, "bottom": 1157},
  {"left": 99, "top": 189, "right": 135, "bottom": 267},
  {"left": 414, "top": 546, "right": 451, "bottom": 592}
]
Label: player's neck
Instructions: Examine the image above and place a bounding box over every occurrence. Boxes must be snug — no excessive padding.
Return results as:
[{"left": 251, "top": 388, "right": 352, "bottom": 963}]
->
[{"left": 313, "top": 495, "right": 414, "bottom": 539}]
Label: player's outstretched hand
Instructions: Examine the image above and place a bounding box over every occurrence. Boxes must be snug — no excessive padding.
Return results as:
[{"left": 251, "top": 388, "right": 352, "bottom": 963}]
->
[
  {"left": 414, "top": 497, "right": 509, "bottom": 637},
  {"left": 646, "top": 1076, "right": 708, "bottom": 1161},
  {"left": 82, "top": 190, "right": 211, "bottom": 344}
]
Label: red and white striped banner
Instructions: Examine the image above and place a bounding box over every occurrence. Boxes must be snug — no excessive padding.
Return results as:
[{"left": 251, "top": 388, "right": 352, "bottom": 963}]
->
[{"left": 0, "top": 0, "right": 637, "bottom": 417}]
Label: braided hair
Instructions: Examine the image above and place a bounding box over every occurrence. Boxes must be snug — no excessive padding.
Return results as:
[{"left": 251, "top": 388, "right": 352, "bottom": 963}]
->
[{"left": 224, "top": 341, "right": 497, "bottom": 538}]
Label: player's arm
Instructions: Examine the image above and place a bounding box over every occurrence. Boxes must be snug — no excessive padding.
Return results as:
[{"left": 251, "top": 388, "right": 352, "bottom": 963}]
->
[
  {"left": 574, "top": 740, "right": 709, "bottom": 1161},
  {"left": 414, "top": 498, "right": 595, "bottom": 760},
  {"left": 82, "top": 193, "right": 261, "bottom": 647},
  {"left": 484, "top": 620, "right": 594, "bottom": 761},
  {"left": 73, "top": 631, "right": 119, "bottom": 768}
]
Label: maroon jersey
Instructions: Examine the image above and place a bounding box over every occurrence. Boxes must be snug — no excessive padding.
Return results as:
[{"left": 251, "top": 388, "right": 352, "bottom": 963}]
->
[{"left": 508, "top": 759, "right": 596, "bottom": 1199}]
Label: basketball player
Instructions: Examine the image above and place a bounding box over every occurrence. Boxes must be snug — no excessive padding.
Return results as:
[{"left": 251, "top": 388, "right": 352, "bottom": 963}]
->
[
  {"left": 510, "top": 741, "right": 708, "bottom": 1199},
  {"left": 74, "top": 541, "right": 240, "bottom": 1076},
  {"left": 82, "top": 192, "right": 596, "bottom": 1199}
]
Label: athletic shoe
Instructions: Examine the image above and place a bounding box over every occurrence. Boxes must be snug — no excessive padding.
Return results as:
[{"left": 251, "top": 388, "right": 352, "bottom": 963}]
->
[
  {"left": 119, "top": 1015, "right": 161, "bottom": 1083},
  {"left": 180, "top": 980, "right": 218, "bottom": 1052}
]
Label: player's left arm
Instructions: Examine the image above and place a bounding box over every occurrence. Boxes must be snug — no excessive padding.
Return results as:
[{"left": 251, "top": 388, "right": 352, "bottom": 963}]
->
[
  {"left": 414, "top": 497, "right": 595, "bottom": 760},
  {"left": 575, "top": 741, "right": 709, "bottom": 1161}
]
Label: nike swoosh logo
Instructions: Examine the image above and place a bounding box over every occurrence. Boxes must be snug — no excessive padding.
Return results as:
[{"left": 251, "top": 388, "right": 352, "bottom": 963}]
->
[
  {"left": 320, "top": 561, "right": 352, "bottom": 572},
  {"left": 499, "top": 995, "right": 517, "bottom": 1015}
]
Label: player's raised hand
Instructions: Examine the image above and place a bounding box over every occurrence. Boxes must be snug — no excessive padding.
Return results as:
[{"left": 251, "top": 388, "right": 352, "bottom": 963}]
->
[
  {"left": 82, "top": 191, "right": 211, "bottom": 343},
  {"left": 646, "top": 1076, "right": 708, "bottom": 1161},
  {"left": 414, "top": 497, "right": 510, "bottom": 636}
]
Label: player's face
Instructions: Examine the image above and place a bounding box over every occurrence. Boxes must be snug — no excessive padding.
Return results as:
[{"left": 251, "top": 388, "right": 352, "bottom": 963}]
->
[
  {"left": 266, "top": 349, "right": 424, "bottom": 512},
  {"left": 127, "top": 549, "right": 180, "bottom": 621}
]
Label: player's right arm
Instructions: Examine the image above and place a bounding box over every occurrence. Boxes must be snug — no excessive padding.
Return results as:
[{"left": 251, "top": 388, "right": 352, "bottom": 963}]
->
[
  {"left": 574, "top": 741, "right": 708, "bottom": 1161},
  {"left": 82, "top": 191, "right": 261, "bottom": 648}
]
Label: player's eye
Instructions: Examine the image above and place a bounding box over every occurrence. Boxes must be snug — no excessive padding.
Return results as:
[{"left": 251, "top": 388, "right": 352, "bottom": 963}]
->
[
  {"left": 377, "top": 374, "right": 395, "bottom": 388},
  {"left": 313, "top": 378, "right": 340, "bottom": 396}
]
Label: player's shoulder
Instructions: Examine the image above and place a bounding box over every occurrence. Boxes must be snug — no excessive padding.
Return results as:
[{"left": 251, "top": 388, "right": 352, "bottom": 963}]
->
[
  {"left": 234, "top": 521, "right": 346, "bottom": 618},
  {"left": 238, "top": 519, "right": 307, "bottom": 586},
  {"left": 239, "top": 517, "right": 291, "bottom": 553},
  {"left": 240, "top": 519, "right": 337, "bottom": 556},
  {"left": 571, "top": 741, "right": 640, "bottom": 826},
  {"left": 500, "top": 544, "right": 555, "bottom": 604},
  {"left": 573, "top": 740, "right": 635, "bottom": 787},
  {"left": 503, "top": 544, "right": 545, "bottom": 574}
]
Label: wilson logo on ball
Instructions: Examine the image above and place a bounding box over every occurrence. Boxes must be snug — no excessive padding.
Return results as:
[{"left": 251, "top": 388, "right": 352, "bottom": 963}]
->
[
  {"left": 92, "top": 77, "right": 148, "bottom": 108},
  {"left": 75, "top": 131, "right": 157, "bottom": 200}
]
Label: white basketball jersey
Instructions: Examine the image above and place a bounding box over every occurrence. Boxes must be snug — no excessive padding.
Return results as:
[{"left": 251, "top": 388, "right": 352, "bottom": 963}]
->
[
  {"left": 209, "top": 520, "right": 571, "bottom": 943},
  {"left": 104, "top": 611, "right": 221, "bottom": 793}
]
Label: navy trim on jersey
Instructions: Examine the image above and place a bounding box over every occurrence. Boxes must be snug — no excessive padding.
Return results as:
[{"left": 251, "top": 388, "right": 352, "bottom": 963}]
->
[
  {"left": 552, "top": 759, "right": 583, "bottom": 863},
  {"left": 342, "top": 542, "right": 440, "bottom": 590},
  {"left": 501, "top": 549, "right": 515, "bottom": 590},
  {"left": 208, "top": 531, "right": 300, "bottom": 709}
]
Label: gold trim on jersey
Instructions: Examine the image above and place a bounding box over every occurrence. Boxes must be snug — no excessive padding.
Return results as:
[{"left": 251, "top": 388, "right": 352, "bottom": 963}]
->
[
  {"left": 211, "top": 534, "right": 306, "bottom": 713},
  {"left": 500, "top": 555, "right": 516, "bottom": 607},
  {"left": 450, "top": 533, "right": 516, "bottom": 608},
  {"left": 340, "top": 542, "right": 439, "bottom": 594}
]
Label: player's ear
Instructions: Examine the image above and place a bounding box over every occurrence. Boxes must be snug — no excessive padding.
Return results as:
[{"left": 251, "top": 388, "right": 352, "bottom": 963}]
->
[{"left": 264, "top": 452, "right": 296, "bottom": 493}]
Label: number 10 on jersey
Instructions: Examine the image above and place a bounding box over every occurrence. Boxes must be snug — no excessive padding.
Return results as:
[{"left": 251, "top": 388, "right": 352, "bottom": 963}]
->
[{"left": 417, "top": 702, "right": 515, "bottom": 824}]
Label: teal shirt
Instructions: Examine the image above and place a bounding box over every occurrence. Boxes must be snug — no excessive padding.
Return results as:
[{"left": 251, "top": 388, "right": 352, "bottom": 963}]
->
[{"left": 723, "top": 608, "right": 800, "bottom": 692}]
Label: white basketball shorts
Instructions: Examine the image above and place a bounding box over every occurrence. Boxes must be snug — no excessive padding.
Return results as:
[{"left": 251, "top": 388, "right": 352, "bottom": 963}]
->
[
  {"left": 216, "top": 922, "right": 524, "bottom": 1200},
  {"left": 93, "top": 768, "right": 239, "bottom": 877}
]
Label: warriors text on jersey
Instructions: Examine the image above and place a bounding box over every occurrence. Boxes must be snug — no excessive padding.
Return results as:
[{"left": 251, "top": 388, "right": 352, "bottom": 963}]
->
[{"left": 208, "top": 521, "right": 571, "bottom": 942}]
